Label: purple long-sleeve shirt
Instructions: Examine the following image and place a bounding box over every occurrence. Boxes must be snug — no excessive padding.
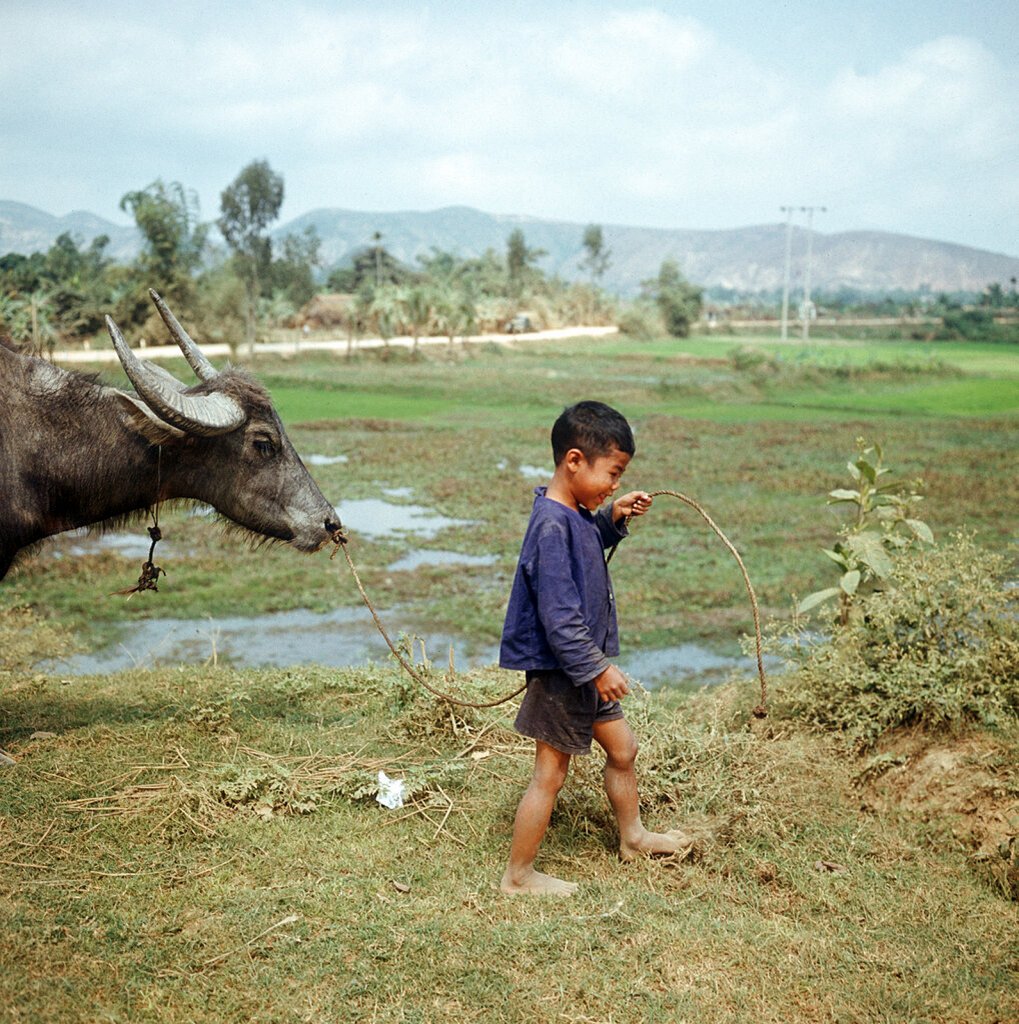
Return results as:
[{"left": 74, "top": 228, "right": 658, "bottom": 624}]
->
[{"left": 499, "top": 487, "right": 628, "bottom": 685}]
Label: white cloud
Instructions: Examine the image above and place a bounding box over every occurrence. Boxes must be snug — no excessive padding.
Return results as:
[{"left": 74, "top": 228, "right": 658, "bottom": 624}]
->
[{"left": 0, "top": 2, "right": 1016, "bottom": 252}]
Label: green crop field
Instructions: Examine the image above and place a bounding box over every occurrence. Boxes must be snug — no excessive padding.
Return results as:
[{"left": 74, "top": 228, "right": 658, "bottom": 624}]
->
[
  {"left": 3, "top": 331, "right": 1017, "bottom": 1023},
  {"left": 7, "top": 331, "right": 1015, "bottom": 648}
]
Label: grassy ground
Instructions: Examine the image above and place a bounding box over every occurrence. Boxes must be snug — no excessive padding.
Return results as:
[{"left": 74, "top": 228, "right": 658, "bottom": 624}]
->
[
  {"left": 2, "top": 330, "right": 1018, "bottom": 1022},
  {"left": 2, "top": 663, "right": 1017, "bottom": 1023}
]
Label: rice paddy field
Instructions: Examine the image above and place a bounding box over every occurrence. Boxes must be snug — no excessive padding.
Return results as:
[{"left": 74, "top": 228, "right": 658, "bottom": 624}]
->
[{"left": 2, "top": 329, "right": 1017, "bottom": 1023}]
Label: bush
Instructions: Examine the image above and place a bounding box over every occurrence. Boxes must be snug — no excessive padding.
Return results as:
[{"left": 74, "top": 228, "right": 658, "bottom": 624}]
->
[
  {"left": 936, "top": 308, "right": 1019, "bottom": 343},
  {"left": 777, "top": 533, "right": 1019, "bottom": 749},
  {"left": 617, "top": 300, "right": 666, "bottom": 339}
]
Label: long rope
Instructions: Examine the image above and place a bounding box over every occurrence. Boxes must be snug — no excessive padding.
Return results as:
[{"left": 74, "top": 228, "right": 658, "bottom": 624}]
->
[
  {"left": 337, "top": 541, "right": 527, "bottom": 709},
  {"left": 621, "top": 490, "right": 768, "bottom": 718},
  {"left": 336, "top": 489, "right": 768, "bottom": 717}
]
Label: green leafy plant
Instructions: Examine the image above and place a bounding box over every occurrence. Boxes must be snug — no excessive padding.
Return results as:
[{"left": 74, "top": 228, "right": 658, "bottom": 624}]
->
[
  {"left": 781, "top": 532, "right": 1019, "bottom": 749},
  {"left": 214, "top": 764, "right": 319, "bottom": 818},
  {"left": 798, "top": 439, "right": 933, "bottom": 622}
]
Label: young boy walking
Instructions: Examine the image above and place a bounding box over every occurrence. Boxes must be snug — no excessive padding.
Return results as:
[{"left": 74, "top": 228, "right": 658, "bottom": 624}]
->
[{"left": 499, "top": 400, "right": 691, "bottom": 896}]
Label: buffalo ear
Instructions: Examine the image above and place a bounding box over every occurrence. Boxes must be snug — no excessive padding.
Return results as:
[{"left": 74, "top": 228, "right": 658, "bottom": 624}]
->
[{"left": 113, "top": 390, "right": 186, "bottom": 444}]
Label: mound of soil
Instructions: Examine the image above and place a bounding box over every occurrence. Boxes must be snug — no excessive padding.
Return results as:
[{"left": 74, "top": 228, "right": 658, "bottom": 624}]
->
[{"left": 858, "top": 729, "right": 1019, "bottom": 899}]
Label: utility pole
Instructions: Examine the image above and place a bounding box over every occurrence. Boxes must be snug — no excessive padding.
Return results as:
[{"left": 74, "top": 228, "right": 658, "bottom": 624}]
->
[
  {"left": 372, "top": 230, "right": 383, "bottom": 288},
  {"left": 780, "top": 206, "right": 795, "bottom": 341},
  {"left": 800, "top": 206, "right": 826, "bottom": 341}
]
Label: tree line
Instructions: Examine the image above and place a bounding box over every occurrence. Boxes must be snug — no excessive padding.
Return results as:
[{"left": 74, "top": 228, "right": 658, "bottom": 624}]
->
[{"left": 0, "top": 160, "right": 704, "bottom": 357}]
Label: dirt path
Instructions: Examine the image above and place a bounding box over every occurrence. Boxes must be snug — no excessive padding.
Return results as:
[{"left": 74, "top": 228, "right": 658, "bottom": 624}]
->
[{"left": 51, "top": 325, "right": 620, "bottom": 365}]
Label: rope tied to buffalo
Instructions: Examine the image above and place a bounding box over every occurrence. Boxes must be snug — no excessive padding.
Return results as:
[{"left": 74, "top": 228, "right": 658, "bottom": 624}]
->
[
  {"left": 335, "top": 489, "right": 768, "bottom": 717},
  {"left": 335, "top": 539, "right": 527, "bottom": 709}
]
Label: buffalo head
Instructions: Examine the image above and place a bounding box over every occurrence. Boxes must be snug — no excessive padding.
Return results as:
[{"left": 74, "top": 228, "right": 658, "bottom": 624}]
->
[{"left": 105, "top": 290, "right": 343, "bottom": 552}]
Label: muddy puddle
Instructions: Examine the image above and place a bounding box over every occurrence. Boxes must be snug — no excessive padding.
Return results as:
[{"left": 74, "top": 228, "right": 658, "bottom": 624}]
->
[
  {"left": 45, "top": 608, "right": 765, "bottom": 687},
  {"left": 48, "top": 493, "right": 476, "bottom": 560},
  {"left": 42, "top": 606, "right": 497, "bottom": 676}
]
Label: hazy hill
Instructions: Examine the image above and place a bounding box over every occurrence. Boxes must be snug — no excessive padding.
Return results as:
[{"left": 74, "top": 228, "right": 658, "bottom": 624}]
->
[
  {"left": 0, "top": 200, "right": 141, "bottom": 263},
  {"left": 3, "top": 199, "right": 1017, "bottom": 297}
]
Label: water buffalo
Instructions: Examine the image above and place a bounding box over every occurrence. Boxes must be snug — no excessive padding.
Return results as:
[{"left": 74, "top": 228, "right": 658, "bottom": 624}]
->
[{"left": 0, "top": 289, "right": 342, "bottom": 580}]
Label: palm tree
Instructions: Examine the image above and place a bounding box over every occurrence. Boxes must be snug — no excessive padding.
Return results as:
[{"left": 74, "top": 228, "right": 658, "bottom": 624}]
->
[
  {"left": 1, "top": 291, "right": 57, "bottom": 357},
  {"left": 369, "top": 284, "right": 403, "bottom": 352},
  {"left": 400, "top": 285, "right": 434, "bottom": 356},
  {"left": 432, "top": 284, "right": 477, "bottom": 354}
]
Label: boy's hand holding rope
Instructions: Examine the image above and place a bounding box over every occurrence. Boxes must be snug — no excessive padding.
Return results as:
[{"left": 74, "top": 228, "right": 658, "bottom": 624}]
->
[{"left": 332, "top": 489, "right": 768, "bottom": 718}]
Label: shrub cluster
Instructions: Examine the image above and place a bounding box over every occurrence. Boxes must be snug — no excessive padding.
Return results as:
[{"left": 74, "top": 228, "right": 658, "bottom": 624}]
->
[{"left": 777, "top": 533, "right": 1019, "bottom": 749}]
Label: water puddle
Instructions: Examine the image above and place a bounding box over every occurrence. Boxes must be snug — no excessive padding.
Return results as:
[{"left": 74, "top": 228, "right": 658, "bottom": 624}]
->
[
  {"left": 52, "top": 529, "right": 192, "bottom": 561},
  {"left": 43, "top": 606, "right": 498, "bottom": 676},
  {"left": 387, "top": 551, "right": 498, "bottom": 572},
  {"left": 620, "top": 644, "right": 739, "bottom": 683},
  {"left": 617, "top": 644, "right": 775, "bottom": 687},
  {"left": 304, "top": 453, "right": 349, "bottom": 466},
  {"left": 49, "top": 494, "right": 473, "bottom": 559},
  {"left": 38, "top": 489, "right": 772, "bottom": 687},
  {"left": 45, "top": 607, "right": 768, "bottom": 687},
  {"left": 337, "top": 498, "right": 476, "bottom": 541}
]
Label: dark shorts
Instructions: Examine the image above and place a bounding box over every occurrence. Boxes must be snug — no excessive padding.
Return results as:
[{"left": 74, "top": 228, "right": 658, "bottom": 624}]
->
[{"left": 514, "top": 669, "right": 624, "bottom": 756}]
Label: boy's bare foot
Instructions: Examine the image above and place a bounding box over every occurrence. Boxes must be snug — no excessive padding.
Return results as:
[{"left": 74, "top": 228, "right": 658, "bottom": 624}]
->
[
  {"left": 500, "top": 868, "right": 579, "bottom": 896},
  {"left": 619, "top": 828, "right": 696, "bottom": 862}
]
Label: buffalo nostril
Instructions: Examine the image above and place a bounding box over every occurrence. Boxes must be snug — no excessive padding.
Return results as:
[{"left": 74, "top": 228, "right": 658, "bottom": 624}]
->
[{"left": 325, "top": 518, "right": 342, "bottom": 534}]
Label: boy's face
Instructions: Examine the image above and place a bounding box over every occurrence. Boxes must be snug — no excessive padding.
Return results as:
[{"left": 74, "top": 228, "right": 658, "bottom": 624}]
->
[{"left": 568, "top": 446, "right": 631, "bottom": 511}]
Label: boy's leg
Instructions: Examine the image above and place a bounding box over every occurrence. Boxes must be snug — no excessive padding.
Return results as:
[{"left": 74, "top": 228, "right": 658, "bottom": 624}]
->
[
  {"left": 501, "top": 740, "right": 577, "bottom": 895},
  {"left": 592, "top": 717, "right": 694, "bottom": 861}
]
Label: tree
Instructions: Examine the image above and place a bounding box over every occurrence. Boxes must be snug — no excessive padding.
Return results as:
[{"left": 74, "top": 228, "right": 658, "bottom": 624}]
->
[
  {"left": 218, "top": 160, "right": 285, "bottom": 356},
  {"left": 1, "top": 290, "right": 56, "bottom": 357},
  {"left": 506, "top": 228, "right": 546, "bottom": 301},
  {"left": 327, "top": 244, "right": 408, "bottom": 294},
  {"left": 644, "top": 259, "right": 703, "bottom": 337},
  {"left": 120, "top": 180, "right": 207, "bottom": 299},
  {"left": 270, "top": 225, "right": 321, "bottom": 307},
  {"left": 981, "top": 282, "right": 1005, "bottom": 309},
  {"left": 41, "top": 232, "right": 112, "bottom": 337},
  {"left": 369, "top": 283, "right": 403, "bottom": 351},
  {"left": 399, "top": 284, "right": 434, "bottom": 355},
  {"left": 432, "top": 283, "right": 476, "bottom": 352},
  {"left": 579, "top": 224, "right": 611, "bottom": 283}
]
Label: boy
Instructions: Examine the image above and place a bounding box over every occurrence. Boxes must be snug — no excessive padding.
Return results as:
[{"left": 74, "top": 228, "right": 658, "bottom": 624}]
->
[{"left": 499, "top": 400, "right": 691, "bottom": 896}]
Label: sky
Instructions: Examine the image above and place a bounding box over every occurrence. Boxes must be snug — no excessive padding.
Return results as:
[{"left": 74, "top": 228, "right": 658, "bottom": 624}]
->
[{"left": 2, "top": 1, "right": 1017, "bottom": 255}]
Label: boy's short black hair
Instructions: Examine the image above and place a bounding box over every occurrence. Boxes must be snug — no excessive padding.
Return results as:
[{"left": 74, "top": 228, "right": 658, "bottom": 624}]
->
[{"left": 551, "top": 401, "right": 635, "bottom": 465}]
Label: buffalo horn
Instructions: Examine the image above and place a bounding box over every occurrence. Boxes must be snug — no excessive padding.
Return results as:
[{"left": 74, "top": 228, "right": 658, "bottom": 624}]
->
[
  {"left": 106, "top": 315, "right": 245, "bottom": 437},
  {"left": 148, "top": 289, "right": 218, "bottom": 382}
]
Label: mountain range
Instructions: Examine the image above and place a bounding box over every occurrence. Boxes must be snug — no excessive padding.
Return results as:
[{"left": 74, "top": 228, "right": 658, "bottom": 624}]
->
[{"left": 2, "top": 199, "right": 1017, "bottom": 297}]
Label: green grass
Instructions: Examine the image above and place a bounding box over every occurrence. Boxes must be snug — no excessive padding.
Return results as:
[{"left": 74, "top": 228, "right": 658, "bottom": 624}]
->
[
  {"left": 1, "top": 665, "right": 1016, "bottom": 1023},
  {"left": 650, "top": 377, "right": 1019, "bottom": 419},
  {"left": 270, "top": 383, "right": 453, "bottom": 423}
]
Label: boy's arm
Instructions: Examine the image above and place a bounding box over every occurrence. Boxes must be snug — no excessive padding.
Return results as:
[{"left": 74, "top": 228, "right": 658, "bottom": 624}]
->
[{"left": 530, "top": 525, "right": 612, "bottom": 686}]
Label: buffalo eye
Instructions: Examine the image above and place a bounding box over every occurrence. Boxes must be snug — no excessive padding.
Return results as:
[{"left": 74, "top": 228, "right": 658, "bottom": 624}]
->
[{"left": 253, "top": 436, "right": 276, "bottom": 457}]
